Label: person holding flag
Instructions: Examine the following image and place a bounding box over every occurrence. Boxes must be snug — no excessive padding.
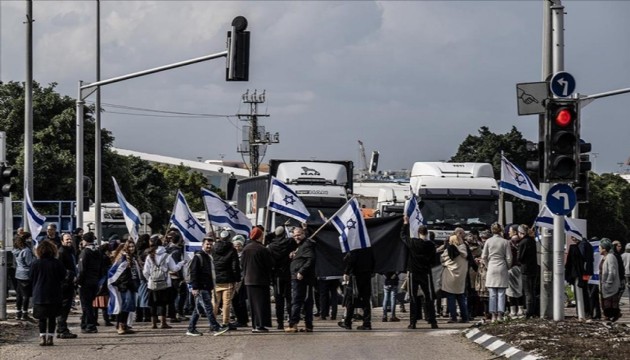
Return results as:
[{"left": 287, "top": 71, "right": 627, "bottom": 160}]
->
[
  {"left": 108, "top": 240, "right": 141, "bottom": 335},
  {"left": 285, "top": 223, "right": 316, "bottom": 333}
]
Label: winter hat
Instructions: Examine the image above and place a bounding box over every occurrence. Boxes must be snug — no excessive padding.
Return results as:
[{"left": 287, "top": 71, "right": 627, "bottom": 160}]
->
[
  {"left": 599, "top": 238, "right": 612, "bottom": 251},
  {"left": 232, "top": 235, "right": 245, "bottom": 247},
  {"left": 250, "top": 227, "right": 263, "bottom": 241},
  {"left": 274, "top": 226, "right": 285, "bottom": 236},
  {"left": 220, "top": 231, "right": 231, "bottom": 240}
]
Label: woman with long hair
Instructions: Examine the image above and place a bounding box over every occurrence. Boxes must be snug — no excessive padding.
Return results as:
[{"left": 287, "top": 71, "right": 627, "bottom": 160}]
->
[
  {"left": 12, "top": 232, "right": 34, "bottom": 321},
  {"left": 109, "top": 240, "right": 142, "bottom": 334},
  {"left": 31, "top": 240, "right": 65, "bottom": 346}
]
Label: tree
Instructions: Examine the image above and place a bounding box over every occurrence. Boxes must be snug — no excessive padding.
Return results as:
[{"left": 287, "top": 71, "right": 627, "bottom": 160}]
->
[
  {"left": 155, "top": 163, "right": 225, "bottom": 213},
  {"left": 585, "top": 172, "right": 630, "bottom": 242}
]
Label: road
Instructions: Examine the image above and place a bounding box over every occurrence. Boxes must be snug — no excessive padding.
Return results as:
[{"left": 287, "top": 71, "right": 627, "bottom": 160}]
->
[{"left": 0, "top": 310, "right": 492, "bottom": 360}]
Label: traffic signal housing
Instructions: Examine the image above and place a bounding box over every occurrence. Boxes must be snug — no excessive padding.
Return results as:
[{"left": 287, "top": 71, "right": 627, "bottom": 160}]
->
[
  {"left": 574, "top": 141, "right": 592, "bottom": 202},
  {"left": 525, "top": 140, "right": 544, "bottom": 181},
  {"left": 1, "top": 164, "right": 18, "bottom": 197},
  {"left": 226, "top": 16, "right": 250, "bottom": 81},
  {"left": 545, "top": 99, "right": 579, "bottom": 182}
]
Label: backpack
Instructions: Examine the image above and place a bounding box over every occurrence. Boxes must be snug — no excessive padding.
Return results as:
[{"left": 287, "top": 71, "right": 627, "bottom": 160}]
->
[
  {"left": 148, "top": 255, "right": 169, "bottom": 291},
  {"left": 183, "top": 253, "right": 203, "bottom": 284}
]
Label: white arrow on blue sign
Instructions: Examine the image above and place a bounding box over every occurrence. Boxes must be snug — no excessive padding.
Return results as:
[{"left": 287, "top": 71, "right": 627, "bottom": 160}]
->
[
  {"left": 546, "top": 183, "right": 577, "bottom": 216},
  {"left": 550, "top": 71, "right": 576, "bottom": 98}
]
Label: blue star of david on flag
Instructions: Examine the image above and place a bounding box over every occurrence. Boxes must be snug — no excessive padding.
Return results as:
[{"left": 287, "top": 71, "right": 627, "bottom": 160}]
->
[
  {"left": 499, "top": 155, "right": 542, "bottom": 204},
  {"left": 283, "top": 195, "right": 296, "bottom": 206},
  {"left": 170, "top": 190, "right": 206, "bottom": 253},
  {"left": 202, "top": 188, "right": 252, "bottom": 238},
  {"left": 267, "top": 177, "right": 310, "bottom": 223},
  {"left": 330, "top": 198, "right": 371, "bottom": 253}
]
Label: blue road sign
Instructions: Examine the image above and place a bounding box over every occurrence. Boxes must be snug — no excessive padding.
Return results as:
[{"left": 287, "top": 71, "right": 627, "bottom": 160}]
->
[
  {"left": 550, "top": 72, "right": 576, "bottom": 98},
  {"left": 546, "top": 183, "right": 577, "bottom": 215}
]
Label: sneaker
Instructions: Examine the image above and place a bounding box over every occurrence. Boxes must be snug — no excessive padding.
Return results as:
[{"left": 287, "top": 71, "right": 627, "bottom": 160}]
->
[
  {"left": 225, "top": 323, "right": 238, "bottom": 331},
  {"left": 337, "top": 321, "right": 352, "bottom": 330},
  {"left": 186, "top": 329, "right": 203, "bottom": 336},
  {"left": 389, "top": 316, "right": 400, "bottom": 322},
  {"left": 284, "top": 325, "right": 298, "bottom": 333},
  {"left": 213, "top": 326, "right": 229, "bottom": 336}
]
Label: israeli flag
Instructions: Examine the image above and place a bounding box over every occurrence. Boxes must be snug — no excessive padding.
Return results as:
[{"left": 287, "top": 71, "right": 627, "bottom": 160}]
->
[
  {"left": 499, "top": 155, "right": 542, "bottom": 204},
  {"left": 201, "top": 188, "right": 252, "bottom": 237},
  {"left": 534, "top": 205, "right": 584, "bottom": 239},
  {"left": 24, "top": 187, "right": 46, "bottom": 246},
  {"left": 405, "top": 191, "right": 424, "bottom": 238},
  {"left": 170, "top": 191, "right": 205, "bottom": 254},
  {"left": 112, "top": 177, "right": 142, "bottom": 242},
  {"left": 107, "top": 255, "right": 128, "bottom": 315},
  {"left": 330, "top": 198, "right": 371, "bottom": 253},
  {"left": 267, "top": 177, "right": 310, "bottom": 223}
]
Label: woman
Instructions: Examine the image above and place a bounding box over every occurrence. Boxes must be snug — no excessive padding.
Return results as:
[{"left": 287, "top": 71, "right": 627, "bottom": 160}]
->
[
  {"left": 482, "top": 223, "right": 512, "bottom": 322},
  {"left": 135, "top": 234, "right": 151, "bottom": 322},
  {"left": 441, "top": 233, "right": 469, "bottom": 323},
  {"left": 93, "top": 243, "right": 114, "bottom": 326},
  {"left": 109, "top": 240, "right": 142, "bottom": 335},
  {"left": 12, "top": 232, "right": 34, "bottom": 321},
  {"left": 31, "top": 240, "right": 66, "bottom": 346},
  {"left": 599, "top": 238, "right": 621, "bottom": 322},
  {"left": 142, "top": 235, "right": 184, "bottom": 329},
  {"left": 474, "top": 231, "right": 491, "bottom": 320}
]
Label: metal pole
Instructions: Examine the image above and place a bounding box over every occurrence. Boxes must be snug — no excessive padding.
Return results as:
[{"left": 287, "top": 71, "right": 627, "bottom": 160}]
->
[
  {"left": 539, "top": 0, "right": 554, "bottom": 319},
  {"left": 0, "top": 132, "right": 7, "bottom": 320},
  {"left": 552, "top": 214, "right": 565, "bottom": 320},
  {"left": 23, "top": 0, "right": 33, "bottom": 232},
  {"left": 95, "top": 0, "right": 102, "bottom": 244},
  {"left": 76, "top": 82, "right": 84, "bottom": 231}
]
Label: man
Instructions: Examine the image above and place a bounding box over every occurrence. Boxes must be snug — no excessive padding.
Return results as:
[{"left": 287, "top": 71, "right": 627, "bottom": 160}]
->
[
  {"left": 77, "top": 232, "right": 102, "bottom": 333},
  {"left": 400, "top": 219, "right": 439, "bottom": 329},
  {"left": 337, "top": 246, "right": 375, "bottom": 331},
  {"left": 165, "top": 230, "right": 187, "bottom": 322},
  {"left": 286, "top": 224, "right": 316, "bottom": 333},
  {"left": 241, "top": 227, "right": 274, "bottom": 332},
  {"left": 56, "top": 233, "right": 78, "bottom": 338},
  {"left": 212, "top": 229, "right": 241, "bottom": 329},
  {"left": 517, "top": 225, "right": 538, "bottom": 319},
  {"left": 186, "top": 236, "right": 228, "bottom": 336},
  {"left": 577, "top": 236, "right": 595, "bottom": 318},
  {"left": 45, "top": 223, "right": 61, "bottom": 248},
  {"left": 266, "top": 226, "right": 296, "bottom": 329}
]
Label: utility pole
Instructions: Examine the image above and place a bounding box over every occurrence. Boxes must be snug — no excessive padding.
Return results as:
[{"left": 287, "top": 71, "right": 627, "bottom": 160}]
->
[
  {"left": 237, "top": 90, "right": 278, "bottom": 176},
  {"left": 23, "top": 0, "right": 34, "bottom": 232}
]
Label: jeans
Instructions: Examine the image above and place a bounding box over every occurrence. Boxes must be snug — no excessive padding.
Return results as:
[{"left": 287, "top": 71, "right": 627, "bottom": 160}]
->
[
  {"left": 344, "top": 274, "right": 372, "bottom": 327},
  {"left": 188, "top": 289, "right": 222, "bottom": 331},
  {"left": 56, "top": 292, "right": 74, "bottom": 334},
  {"left": 79, "top": 284, "right": 98, "bottom": 330},
  {"left": 488, "top": 287, "right": 506, "bottom": 314},
  {"left": 16, "top": 279, "right": 31, "bottom": 316},
  {"left": 319, "top": 279, "right": 340, "bottom": 319},
  {"left": 522, "top": 274, "right": 538, "bottom": 317},
  {"left": 446, "top": 292, "right": 468, "bottom": 321},
  {"left": 290, "top": 279, "right": 314, "bottom": 328},
  {"left": 382, "top": 285, "right": 397, "bottom": 317}
]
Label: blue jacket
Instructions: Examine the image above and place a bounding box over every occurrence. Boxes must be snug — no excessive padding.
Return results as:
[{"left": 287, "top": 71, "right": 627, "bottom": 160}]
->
[{"left": 13, "top": 247, "right": 34, "bottom": 280}]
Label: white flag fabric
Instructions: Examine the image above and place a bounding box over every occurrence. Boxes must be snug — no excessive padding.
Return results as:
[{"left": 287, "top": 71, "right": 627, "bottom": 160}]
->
[
  {"left": 170, "top": 191, "right": 206, "bottom": 254},
  {"left": 330, "top": 198, "right": 371, "bottom": 253},
  {"left": 112, "top": 177, "right": 142, "bottom": 242},
  {"left": 24, "top": 189, "right": 46, "bottom": 246},
  {"left": 267, "top": 177, "right": 310, "bottom": 223},
  {"left": 499, "top": 155, "right": 542, "bottom": 204},
  {"left": 405, "top": 192, "right": 424, "bottom": 238},
  {"left": 201, "top": 187, "right": 252, "bottom": 237},
  {"left": 534, "top": 205, "right": 584, "bottom": 239}
]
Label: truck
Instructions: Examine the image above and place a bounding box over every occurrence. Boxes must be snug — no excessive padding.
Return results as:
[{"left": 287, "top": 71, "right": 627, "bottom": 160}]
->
[
  {"left": 235, "top": 159, "right": 353, "bottom": 229},
  {"left": 353, "top": 181, "right": 411, "bottom": 217},
  {"left": 409, "top": 162, "right": 502, "bottom": 243}
]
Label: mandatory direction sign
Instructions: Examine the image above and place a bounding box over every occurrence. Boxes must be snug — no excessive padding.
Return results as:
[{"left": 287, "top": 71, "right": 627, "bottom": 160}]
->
[
  {"left": 546, "top": 183, "right": 577, "bottom": 215},
  {"left": 550, "top": 71, "right": 576, "bottom": 98}
]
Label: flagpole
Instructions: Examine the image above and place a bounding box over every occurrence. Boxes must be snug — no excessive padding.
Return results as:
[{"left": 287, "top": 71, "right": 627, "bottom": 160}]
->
[
  {"left": 201, "top": 188, "right": 215, "bottom": 237},
  {"left": 499, "top": 151, "right": 505, "bottom": 226},
  {"left": 307, "top": 197, "right": 355, "bottom": 240}
]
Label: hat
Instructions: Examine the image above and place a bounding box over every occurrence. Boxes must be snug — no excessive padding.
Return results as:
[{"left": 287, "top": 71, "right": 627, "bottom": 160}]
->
[
  {"left": 203, "top": 232, "right": 215, "bottom": 241},
  {"left": 72, "top": 227, "right": 83, "bottom": 235},
  {"left": 220, "top": 231, "right": 230, "bottom": 240},
  {"left": 232, "top": 235, "right": 245, "bottom": 247},
  {"left": 599, "top": 238, "right": 612, "bottom": 251},
  {"left": 274, "top": 226, "right": 285, "bottom": 236},
  {"left": 82, "top": 232, "right": 96, "bottom": 243},
  {"left": 250, "top": 227, "right": 263, "bottom": 241}
]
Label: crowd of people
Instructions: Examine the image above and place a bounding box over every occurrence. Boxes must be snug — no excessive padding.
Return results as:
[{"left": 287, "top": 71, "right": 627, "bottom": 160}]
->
[{"left": 5, "top": 218, "right": 630, "bottom": 346}]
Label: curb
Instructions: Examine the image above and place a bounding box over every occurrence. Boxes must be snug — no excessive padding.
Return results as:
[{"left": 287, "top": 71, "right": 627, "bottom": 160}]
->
[{"left": 463, "top": 327, "right": 542, "bottom": 360}]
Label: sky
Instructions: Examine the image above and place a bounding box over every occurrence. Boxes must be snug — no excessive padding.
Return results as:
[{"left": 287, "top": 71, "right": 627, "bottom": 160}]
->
[{"left": 1, "top": 1, "right": 629, "bottom": 175}]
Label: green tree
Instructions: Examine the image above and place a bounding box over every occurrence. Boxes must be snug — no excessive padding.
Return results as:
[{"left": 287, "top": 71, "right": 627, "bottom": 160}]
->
[
  {"left": 155, "top": 163, "right": 223, "bottom": 213},
  {"left": 585, "top": 172, "right": 630, "bottom": 242},
  {"left": 451, "top": 126, "right": 539, "bottom": 225}
]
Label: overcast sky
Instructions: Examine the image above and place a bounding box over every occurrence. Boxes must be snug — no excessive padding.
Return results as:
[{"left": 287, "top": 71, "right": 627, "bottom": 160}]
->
[{"left": 1, "top": 1, "right": 629, "bottom": 175}]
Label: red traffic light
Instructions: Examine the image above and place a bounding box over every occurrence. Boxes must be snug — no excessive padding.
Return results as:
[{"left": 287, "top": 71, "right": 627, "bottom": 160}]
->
[{"left": 555, "top": 108, "right": 573, "bottom": 127}]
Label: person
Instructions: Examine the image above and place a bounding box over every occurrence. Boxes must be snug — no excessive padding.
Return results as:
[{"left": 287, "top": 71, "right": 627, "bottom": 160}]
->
[
  {"left": 135, "top": 234, "right": 151, "bottom": 322},
  {"left": 338, "top": 246, "right": 375, "bottom": 331},
  {"left": 611, "top": 240, "right": 626, "bottom": 321},
  {"left": 230, "top": 235, "right": 249, "bottom": 327},
  {"left": 109, "top": 240, "right": 141, "bottom": 335},
  {"left": 286, "top": 224, "right": 316, "bottom": 333},
  {"left": 599, "top": 239, "right": 621, "bottom": 322},
  {"left": 482, "top": 223, "right": 511, "bottom": 322},
  {"left": 142, "top": 235, "right": 185, "bottom": 329},
  {"left": 381, "top": 272, "right": 400, "bottom": 322},
  {"left": 517, "top": 225, "right": 538, "bottom": 319},
  {"left": 474, "top": 230, "right": 491, "bottom": 320},
  {"left": 241, "top": 227, "right": 274, "bottom": 332},
  {"left": 565, "top": 236, "right": 589, "bottom": 319},
  {"left": 56, "top": 233, "right": 78, "bottom": 339},
  {"left": 93, "top": 243, "right": 114, "bottom": 327},
  {"left": 71, "top": 227, "right": 84, "bottom": 255},
  {"left": 165, "top": 230, "right": 187, "bottom": 323},
  {"left": 185, "top": 236, "right": 229, "bottom": 336},
  {"left": 577, "top": 235, "right": 595, "bottom": 318},
  {"left": 587, "top": 237, "right": 602, "bottom": 320},
  {"left": 622, "top": 243, "right": 630, "bottom": 306},
  {"left": 77, "top": 232, "right": 103, "bottom": 333},
  {"left": 506, "top": 225, "right": 524, "bottom": 318},
  {"left": 212, "top": 229, "right": 241, "bottom": 329},
  {"left": 44, "top": 224, "right": 62, "bottom": 248},
  {"left": 266, "top": 226, "right": 296, "bottom": 329},
  {"left": 400, "top": 220, "right": 438, "bottom": 329},
  {"left": 13, "top": 232, "right": 34, "bottom": 321},
  {"left": 31, "top": 240, "right": 66, "bottom": 346},
  {"left": 441, "top": 234, "right": 469, "bottom": 323}
]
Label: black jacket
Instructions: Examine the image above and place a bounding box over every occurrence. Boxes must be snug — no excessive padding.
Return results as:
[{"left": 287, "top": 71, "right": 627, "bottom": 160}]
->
[
  {"left": 77, "top": 244, "right": 103, "bottom": 287},
  {"left": 343, "top": 247, "right": 375, "bottom": 276},
  {"left": 166, "top": 243, "right": 184, "bottom": 279},
  {"left": 267, "top": 235, "right": 297, "bottom": 279},
  {"left": 31, "top": 257, "right": 66, "bottom": 305},
  {"left": 57, "top": 244, "right": 77, "bottom": 294},
  {"left": 213, "top": 240, "right": 241, "bottom": 284},
  {"left": 400, "top": 224, "right": 436, "bottom": 275},
  {"left": 290, "top": 239, "right": 316, "bottom": 284},
  {"left": 518, "top": 235, "right": 538, "bottom": 276},
  {"left": 242, "top": 241, "right": 274, "bottom": 286},
  {"left": 189, "top": 251, "right": 214, "bottom": 291}
]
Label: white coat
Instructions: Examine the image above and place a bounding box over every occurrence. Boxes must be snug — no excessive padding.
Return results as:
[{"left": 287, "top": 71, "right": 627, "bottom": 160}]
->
[{"left": 482, "top": 235, "right": 512, "bottom": 288}]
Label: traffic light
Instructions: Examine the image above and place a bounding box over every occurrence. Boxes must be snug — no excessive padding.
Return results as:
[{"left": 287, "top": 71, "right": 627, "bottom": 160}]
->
[
  {"left": 226, "top": 16, "right": 250, "bottom": 81},
  {"left": 574, "top": 141, "right": 592, "bottom": 202},
  {"left": 545, "top": 99, "right": 579, "bottom": 182},
  {"left": 525, "top": 140, "right": 544, "bottom": 180},
  {"left": 1, "top": 164, "right": 18, "bottom": 197}
]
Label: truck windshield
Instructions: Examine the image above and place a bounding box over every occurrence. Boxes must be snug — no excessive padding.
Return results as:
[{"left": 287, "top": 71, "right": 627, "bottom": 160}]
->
[{"left": 422, "top": 199, "right": 497, "bottom": 230}]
